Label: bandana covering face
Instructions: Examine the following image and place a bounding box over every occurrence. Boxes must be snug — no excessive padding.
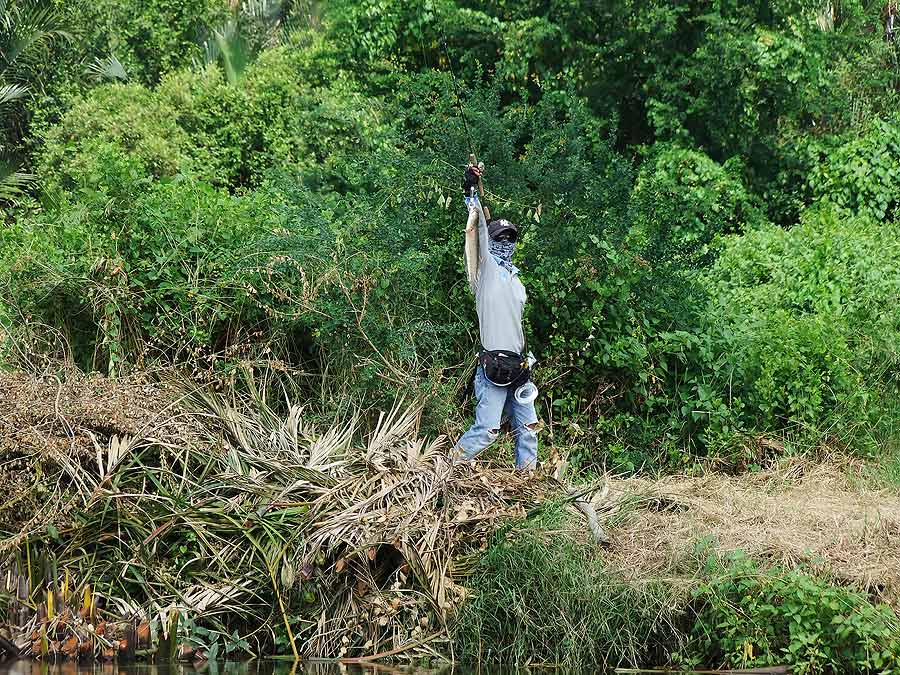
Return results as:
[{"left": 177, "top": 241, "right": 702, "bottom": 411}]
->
[{"left": 489, "top": 239, "right": 517, "bottom": 274}]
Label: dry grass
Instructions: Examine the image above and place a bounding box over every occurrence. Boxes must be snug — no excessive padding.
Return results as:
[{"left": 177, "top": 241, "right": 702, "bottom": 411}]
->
[
  {"left": 601, "top": 457, "right": 900, "bottom": 603},
  {"left": 0, "top": 370, "right": 206, "bottom": 536}
]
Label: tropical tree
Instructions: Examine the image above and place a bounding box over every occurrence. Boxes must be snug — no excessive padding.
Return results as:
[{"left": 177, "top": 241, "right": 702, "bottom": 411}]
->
[
  {"left": 199, "top": 0, "right": 291, "bottom": 85},
  {"left": 0, "top": 0, "right": 70, "bottom": 203}
]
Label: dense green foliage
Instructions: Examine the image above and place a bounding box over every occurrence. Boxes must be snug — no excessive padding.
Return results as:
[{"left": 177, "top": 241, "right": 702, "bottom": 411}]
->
[
  {"left": 808, "top": 114, "right": 900, "bottom": 220},
  {"left": 3, "top": 0, "right": 900, "bottom": 467},
  {"left": 458, "top": 525, "right": 900, "bottom": 673},
  {"left": 687, "top": 552, "right": 900, "bottom": 673}
]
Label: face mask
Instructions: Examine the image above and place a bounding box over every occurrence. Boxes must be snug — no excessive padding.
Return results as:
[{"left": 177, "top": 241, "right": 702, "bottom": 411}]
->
[{"left": 489, "top": 238, "right": 517, "bottom": 273}]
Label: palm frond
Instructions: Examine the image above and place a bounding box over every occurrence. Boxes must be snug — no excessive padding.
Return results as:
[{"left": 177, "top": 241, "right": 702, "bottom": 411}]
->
[
  {"left": 0, "top": 82, "right": 28, "bottom": 107},
  {"left": 86, "top": 54, "right": 128, "bottom": 82},
  {"left": 212, "top": 23, "right": 245, "bottom": 86},
  {"left": 243, "top": 0, "right": 282, "bottom": 23},
  {"left": 196, "top": 21, "right": 247, "bottom": 86},
  {"left": 0, "top": 154, "right": 33, "bottom": 203},
  {"left": 1, "top": 0, "right": 72, "bottom": 78},
  {"left": 0, "top": 369, "right": 583, "bottom": 660}
]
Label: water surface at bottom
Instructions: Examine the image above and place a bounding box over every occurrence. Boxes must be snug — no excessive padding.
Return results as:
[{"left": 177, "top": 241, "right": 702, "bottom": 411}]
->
[
  {"left": 0, "top": 660, "right": 691, "bottom": 675},
  {"left": 0, "top": 663, "right": 435, "bottom": 675},
  {"left": 0, "top": 661, "right": 528, "bottom": 675}
]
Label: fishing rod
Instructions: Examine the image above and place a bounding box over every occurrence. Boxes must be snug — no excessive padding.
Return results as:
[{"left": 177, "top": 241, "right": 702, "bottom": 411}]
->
[
  {"left": 441, "top": 31, "right": 535, "bottom": 235},
  {"left": 440, "top": 30, "right": 474, "bottom": 155},
  {"left": 439, "top": 30, "right": 488, "bottom": 200}
]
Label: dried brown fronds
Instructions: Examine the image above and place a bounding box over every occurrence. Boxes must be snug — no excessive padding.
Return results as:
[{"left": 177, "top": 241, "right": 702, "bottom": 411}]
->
[{"left": 0, "top": 368, "right": 576, "bottom": 660}]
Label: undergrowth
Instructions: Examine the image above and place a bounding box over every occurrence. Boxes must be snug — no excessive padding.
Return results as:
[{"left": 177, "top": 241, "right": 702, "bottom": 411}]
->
[
  {"left": 684, "top": 551, "right": 900, "bottom": 674},
  {"left": 455, "top": 519, "right": 900, "bottom": 673},
  {"left": 453, "top": 508, "right": 683, "bottom": 670}
]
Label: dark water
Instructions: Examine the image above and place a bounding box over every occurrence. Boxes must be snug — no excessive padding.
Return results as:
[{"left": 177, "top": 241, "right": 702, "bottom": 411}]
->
[
  {"left": 0, "top": 661, "right": 566, "bottom": 675},
  {"left": 0, "top": 660, "right": 690, "bottom": 675},
  {"left": 0, "top": 663, "right": 442, "bottom": 675},
  {"left": 0, "top": 663, "right": 453, "bottom": 675},
  {"left": 0, "top": 661, "right": 678, "bottom": 675},
  {"left": 0, "top": 662, "right": 670, "bottom": 675}
]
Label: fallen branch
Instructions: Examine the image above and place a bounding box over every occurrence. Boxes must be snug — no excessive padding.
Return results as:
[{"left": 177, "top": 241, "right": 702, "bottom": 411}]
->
[
  {"left": 0, "top": 635, "right": 21, "bottom": 660},
  {"left": 338, "top": 631, "right": 444, "bottom": 664},
  {"left": 569, "top": 487, "right": 610, "bottom": 546}
]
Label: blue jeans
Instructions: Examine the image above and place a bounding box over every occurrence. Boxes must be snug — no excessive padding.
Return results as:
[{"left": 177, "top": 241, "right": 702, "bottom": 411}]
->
[{"left": 455, "top": 366, "right": 539, "bottom": 470}]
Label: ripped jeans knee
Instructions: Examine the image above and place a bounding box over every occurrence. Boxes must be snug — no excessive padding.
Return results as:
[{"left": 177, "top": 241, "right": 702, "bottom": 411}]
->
[
  {"left": 453, "top": 423, "right": 501, "bottom": 462},
  {"left": 513, "top": 422, "right": 540, "bottom": 470}
]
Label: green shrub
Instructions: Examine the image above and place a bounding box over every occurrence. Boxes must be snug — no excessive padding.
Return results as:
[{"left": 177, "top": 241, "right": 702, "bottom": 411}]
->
[
  {"left": 37, "top": 37, "right": 394, "bottom": 196},
  {"left": 158, "top": 42, "right": 394, "bottom": 188},
  {"left": 231, "top": 179, "right": 472, "bottom": 426},
  {"left": 808, "top": 115, "right": 900, "bottom": 221},
  {"left": 12, "top": 0, "right": 230, "bottom": 164},
  {"left": 706, "top": 207, "right": 900, "bottom": 427},
  {"left": 7, "top": 150, "right": 277, "bottom": 373},
  {"left": 38, "top": 84, "right": 209, "bottom": 195},
  {"left": 630, "top": 145, "right": 766, "bottom": 267},
  {"left": 323, "top": 0, "right": 500, "bottom": 77},
  {"left": 615, "top": 206, "right": 900, "bottom": 465},
  {"left": 69, "top": 0, "right": 230, "bottom": 84},
  {"left": 686, "top": 552, "right": 900, "bottom": 674}
]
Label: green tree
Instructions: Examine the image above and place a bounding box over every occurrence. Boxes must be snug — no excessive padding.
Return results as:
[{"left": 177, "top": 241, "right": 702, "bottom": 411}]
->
[{"left": 0, "top": 0, "right": 70, "bottom": 202}]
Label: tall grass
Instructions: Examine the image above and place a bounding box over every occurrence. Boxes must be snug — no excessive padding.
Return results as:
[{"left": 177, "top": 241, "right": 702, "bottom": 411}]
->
[{"left": 453, "top": 507, "right": 684, "bottom": 670}]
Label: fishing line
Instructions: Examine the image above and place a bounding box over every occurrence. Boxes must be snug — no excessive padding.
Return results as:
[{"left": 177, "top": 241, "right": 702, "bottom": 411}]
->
[{"left": 440, "top": 29, "right": 474, "bottom": 157}]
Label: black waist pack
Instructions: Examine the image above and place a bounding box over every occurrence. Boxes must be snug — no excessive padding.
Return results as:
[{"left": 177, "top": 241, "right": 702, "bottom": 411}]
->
[{"left": 480, "top": 349, "right": 530, "bottom": 387}]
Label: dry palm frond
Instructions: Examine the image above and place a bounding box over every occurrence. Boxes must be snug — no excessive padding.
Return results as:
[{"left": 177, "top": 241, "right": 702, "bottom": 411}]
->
[{"left": 0, "top": 369, "right": 574, "bottom": 660}]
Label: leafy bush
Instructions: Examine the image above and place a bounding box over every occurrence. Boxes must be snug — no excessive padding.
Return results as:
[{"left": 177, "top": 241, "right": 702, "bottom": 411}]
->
[
  {"left": 630, "top": 145, "right": 766, "bottom": 268},
  {"left": 38, "top": 84, "right": 208, "bottom": 195},
  {"left": 158, "top": 42, "right": 393, "bottom": 188},
  {"left": 323, "top": 0, "right": 500, "bottom": 78},
  {"left": 230, "top": 179, "right": 473, "bottom": 430},
  {"left": 686, "top": 552, "right": 900, "bottom": 674},
  {"left": 808, "top": 115, "right": 900, "bottom": 221},
  {"left": 606, "top": 206, "right": 900, "bottom": 466},
  {"left": 37, "top": 37, "right": 393, "bottom": 196},
  {"left": 16, "top": 0, "right": 233, "bottom": 168},
  {"left": 704, "top": 208, "right": 900, "bottom": 430},
  {"left": 7, "top": 149, "right": 277, "bottom": 373},
  {"left": 67, "top": 0, "right": 230, "bottom": 84},
  {"left": 611, "top": 206, "right": 899, "bottom": 465}
]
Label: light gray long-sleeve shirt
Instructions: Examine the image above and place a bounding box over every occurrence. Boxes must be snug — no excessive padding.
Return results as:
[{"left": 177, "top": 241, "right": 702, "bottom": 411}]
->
[{"left": 464, "top": 203, "right": 526, "bottom": 354}]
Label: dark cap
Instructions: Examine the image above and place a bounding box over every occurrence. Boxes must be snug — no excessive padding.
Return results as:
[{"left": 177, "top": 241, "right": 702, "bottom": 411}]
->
[{"left": 488, "top": 218, "right": 518, "bottom": 241}]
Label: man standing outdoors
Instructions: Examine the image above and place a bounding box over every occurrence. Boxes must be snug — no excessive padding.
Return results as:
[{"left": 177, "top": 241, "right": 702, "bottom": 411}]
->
[{"left": 452, "top": 163, "right": 540, "bottom": 470}]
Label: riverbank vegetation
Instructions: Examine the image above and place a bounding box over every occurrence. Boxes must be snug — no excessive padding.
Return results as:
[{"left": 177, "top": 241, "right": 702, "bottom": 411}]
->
[
  {"left": 2, "top": 0, "right": 900, "bottom": 672},
  {"left": 2, "top": 370, "right": 898, "bottom": 671}
]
